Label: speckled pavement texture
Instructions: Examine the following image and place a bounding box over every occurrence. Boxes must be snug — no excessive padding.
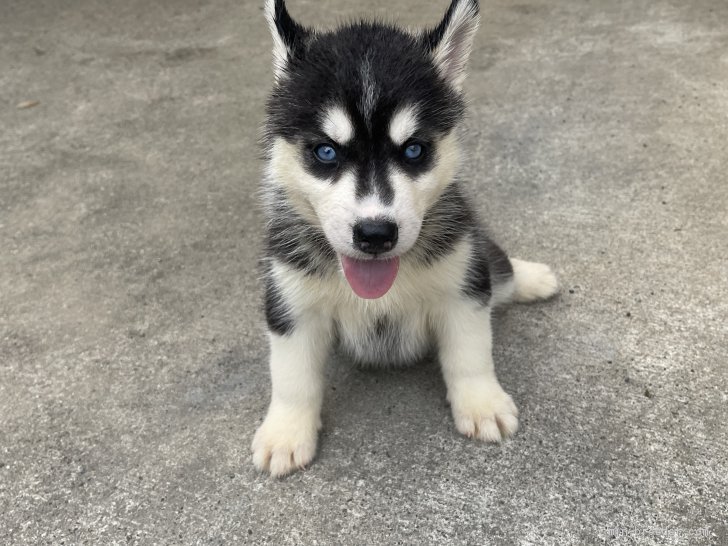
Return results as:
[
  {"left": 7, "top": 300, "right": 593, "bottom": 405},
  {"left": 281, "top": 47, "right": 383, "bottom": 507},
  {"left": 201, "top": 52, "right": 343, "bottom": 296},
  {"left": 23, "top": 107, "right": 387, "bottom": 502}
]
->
[{"left": 1, "top": 0, "right": 726, "bottom": 544}]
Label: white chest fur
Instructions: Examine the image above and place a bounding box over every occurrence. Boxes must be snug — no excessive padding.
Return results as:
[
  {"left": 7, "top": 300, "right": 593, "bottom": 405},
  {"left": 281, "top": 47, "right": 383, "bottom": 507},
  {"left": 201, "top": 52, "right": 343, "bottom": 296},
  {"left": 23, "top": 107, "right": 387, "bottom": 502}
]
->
[{"left": 270, "top": 239, "right": 473, "bottom": 365}]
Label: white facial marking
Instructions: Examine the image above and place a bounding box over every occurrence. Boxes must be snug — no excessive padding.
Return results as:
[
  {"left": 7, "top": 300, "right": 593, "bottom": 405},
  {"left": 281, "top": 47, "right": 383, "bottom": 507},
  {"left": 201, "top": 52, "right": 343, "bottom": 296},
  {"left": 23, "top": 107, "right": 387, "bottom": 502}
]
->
[
  {"left": 389, "top": 130, "right": 459, "bottom": 216},
  {"left": 389, "top": 105, "right": 419, "bottom": 145},
  {"left": 322, "top": 106, "right": 355, "bottom": 145},
  {"left": 356, "top": 194, "right": 390, "bottom": 220},
  {"left": 268, "top": 129, "right": 460, "bottom": 260}
]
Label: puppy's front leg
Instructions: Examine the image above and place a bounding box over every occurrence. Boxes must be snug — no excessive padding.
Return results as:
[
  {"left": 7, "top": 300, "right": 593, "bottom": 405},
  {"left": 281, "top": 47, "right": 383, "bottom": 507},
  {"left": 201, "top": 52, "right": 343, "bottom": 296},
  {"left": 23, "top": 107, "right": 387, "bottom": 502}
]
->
[
  {"left": 252, "top": 314, "right": 332, "bottom": 477},
  {"left": 437, "top": 298, "right": 519, "bottom": 442}
]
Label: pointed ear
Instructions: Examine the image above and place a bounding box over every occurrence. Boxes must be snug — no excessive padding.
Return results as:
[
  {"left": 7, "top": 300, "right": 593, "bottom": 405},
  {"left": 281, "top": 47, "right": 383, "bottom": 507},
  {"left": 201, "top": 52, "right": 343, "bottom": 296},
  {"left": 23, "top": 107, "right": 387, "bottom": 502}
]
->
[
  {"left": 425, "top": 0, "right": 480, "bottom": 91},
  {"left": 264, "top": 0, "right": 308, "bottom": 80}
]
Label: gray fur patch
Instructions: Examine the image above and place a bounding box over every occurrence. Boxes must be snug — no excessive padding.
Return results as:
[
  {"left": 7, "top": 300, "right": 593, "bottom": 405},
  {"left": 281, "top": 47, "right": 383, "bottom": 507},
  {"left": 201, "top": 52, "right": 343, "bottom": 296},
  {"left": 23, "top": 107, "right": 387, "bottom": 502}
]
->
[{"left": 359, "top": 55, "right": 380, "bottom": 131}]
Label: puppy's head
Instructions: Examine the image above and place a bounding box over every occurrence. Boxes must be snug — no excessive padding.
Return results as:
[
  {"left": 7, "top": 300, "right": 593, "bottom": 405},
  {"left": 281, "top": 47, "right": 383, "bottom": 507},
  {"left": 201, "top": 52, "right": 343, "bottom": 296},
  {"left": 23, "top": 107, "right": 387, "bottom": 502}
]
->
[{"left": 264, "top": 0, "right": 479, "bottom": 298}]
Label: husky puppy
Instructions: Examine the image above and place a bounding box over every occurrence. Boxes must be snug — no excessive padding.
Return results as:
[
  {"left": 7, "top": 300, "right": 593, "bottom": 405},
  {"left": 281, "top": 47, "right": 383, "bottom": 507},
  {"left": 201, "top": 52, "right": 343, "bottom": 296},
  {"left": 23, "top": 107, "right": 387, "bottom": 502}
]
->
[{"left": 254, "top": 0, "right": 559, "bottom": 477}]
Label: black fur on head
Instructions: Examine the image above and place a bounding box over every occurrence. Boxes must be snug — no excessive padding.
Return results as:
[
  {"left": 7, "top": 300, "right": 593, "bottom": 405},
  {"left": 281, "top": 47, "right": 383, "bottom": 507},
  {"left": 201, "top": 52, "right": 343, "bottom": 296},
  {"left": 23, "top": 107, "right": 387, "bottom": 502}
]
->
[
  {"left": 263, "top": 0, "right": 480, "bottom": 144},
  {"left": 265, "top": 23, "right": 463, "bottom": 176}
]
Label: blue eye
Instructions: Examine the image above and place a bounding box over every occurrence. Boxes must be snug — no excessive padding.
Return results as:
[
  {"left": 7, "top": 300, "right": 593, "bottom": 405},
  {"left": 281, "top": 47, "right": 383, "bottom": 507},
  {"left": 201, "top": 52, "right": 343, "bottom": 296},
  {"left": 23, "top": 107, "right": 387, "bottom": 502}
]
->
[
  {"left": 404, "top": 142, "right": 423, "bottom": 161},
  {"left": 314, "top": 144, "right": 337, "bottom": 163}
]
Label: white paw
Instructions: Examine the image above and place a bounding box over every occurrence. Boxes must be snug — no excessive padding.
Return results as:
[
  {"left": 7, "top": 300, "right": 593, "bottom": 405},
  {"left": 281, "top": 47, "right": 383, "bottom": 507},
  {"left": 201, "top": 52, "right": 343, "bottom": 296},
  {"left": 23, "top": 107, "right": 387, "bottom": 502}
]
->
[
  {"left": 448, "top": 379, "right": 519, "bottom": 442},
  {"left": 510, "top": 258, "right": 559, "bottom": 302},
  {"left": 251, "top": 406, "right": 320, "bottom": 477}
]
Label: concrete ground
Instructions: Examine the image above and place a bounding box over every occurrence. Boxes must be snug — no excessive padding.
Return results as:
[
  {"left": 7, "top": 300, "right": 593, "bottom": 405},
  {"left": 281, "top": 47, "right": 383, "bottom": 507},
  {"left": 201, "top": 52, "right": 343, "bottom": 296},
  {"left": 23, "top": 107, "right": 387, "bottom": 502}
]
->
[{"left": 1, "top": 0, "right": 726, "bottom": 543}]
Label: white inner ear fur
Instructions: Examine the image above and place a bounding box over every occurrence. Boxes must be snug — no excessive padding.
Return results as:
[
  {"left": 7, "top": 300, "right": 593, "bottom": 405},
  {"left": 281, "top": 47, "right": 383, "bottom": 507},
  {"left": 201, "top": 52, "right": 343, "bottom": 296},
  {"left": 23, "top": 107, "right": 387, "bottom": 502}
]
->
[
  {"left": 389, "top": 105, "right": 419, "bottom": 145},
  {"left": 264, "top": 0, "right": 290, "bottom": 81},
  {"left": 431, "top": 0, "right": 480, "bottom": 90},
  {"left": 321, "top": 106, "right": 355, "bottom": 145}
]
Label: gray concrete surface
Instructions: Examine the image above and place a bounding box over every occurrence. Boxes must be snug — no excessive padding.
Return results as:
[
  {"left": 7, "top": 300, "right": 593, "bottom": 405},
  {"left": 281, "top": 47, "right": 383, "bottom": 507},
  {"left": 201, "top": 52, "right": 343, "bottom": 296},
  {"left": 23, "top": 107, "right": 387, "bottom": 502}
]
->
[{"left": 1, "top": 0, "right": 727, "bottom": 543}]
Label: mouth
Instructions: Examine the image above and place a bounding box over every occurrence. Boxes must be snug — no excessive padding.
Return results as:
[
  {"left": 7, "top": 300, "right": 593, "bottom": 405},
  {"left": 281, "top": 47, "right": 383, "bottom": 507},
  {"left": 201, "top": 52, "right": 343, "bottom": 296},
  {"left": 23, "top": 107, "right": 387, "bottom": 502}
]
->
[{"left": 340, "top": 254, "right": 400, "bottom": 299}]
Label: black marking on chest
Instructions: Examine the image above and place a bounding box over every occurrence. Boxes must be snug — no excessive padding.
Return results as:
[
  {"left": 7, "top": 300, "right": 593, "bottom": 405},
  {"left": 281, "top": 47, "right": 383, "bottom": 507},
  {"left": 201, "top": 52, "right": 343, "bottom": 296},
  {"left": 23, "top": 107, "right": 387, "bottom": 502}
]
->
[{"left": 374, "top": 315, "right": 390, "bottom": 337}]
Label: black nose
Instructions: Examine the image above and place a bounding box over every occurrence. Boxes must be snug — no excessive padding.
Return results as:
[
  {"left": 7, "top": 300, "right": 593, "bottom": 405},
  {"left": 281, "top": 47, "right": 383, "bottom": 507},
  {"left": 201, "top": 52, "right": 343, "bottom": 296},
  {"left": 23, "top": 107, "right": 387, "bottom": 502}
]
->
[{"left": 353, "top": 219, "right": 399, "bottom": 255}]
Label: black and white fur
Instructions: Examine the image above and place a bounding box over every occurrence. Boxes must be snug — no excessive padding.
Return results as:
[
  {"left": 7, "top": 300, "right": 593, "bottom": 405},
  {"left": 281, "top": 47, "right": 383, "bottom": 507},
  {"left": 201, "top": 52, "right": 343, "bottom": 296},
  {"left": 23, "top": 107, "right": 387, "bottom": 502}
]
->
[{"left": 253, "top": 0, "right": 559, "bottom": 477}]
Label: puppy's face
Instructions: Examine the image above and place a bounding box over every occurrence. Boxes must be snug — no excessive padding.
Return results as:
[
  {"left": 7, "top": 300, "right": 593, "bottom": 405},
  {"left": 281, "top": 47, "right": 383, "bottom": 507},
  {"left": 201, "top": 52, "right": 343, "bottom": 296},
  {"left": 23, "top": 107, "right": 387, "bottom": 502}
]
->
[{"left": 264, "top": 0, "right": 480, "bottom": 297}]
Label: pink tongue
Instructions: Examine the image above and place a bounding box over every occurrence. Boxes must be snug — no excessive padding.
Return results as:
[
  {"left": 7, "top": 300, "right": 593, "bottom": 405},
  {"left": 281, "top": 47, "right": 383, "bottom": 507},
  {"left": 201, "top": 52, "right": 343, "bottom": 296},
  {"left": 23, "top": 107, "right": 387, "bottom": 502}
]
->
[{"left": 341, "top": 256, "right": 400, "bottom": 299}]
